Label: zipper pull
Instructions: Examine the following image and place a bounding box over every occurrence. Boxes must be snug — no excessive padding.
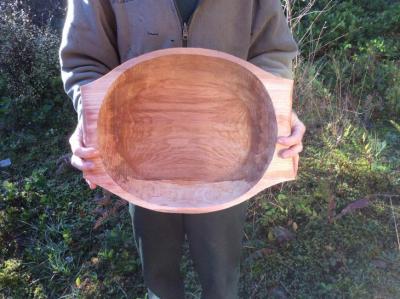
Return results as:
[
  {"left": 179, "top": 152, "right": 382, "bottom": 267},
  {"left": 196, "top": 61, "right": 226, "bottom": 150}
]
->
[{"left": 182, "top": 22, "right": 189, "bottom": 47}]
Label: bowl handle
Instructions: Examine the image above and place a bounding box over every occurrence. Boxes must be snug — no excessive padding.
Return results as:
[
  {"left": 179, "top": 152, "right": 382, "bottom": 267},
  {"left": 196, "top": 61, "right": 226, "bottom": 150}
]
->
[{"left": 259, "top": 73, "right": 299, "bottom": 179}]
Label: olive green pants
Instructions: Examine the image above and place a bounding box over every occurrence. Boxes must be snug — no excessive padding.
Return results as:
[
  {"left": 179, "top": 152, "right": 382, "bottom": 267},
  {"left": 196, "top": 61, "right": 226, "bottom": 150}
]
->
[{"left": 129, "top": 202, "right": 248, "bottom": 299}]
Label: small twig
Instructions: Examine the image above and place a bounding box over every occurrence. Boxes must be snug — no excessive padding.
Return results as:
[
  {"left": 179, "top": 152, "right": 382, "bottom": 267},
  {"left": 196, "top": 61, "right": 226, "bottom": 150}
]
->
[
  {"left": 279, "top": 281, "right": 293, "bottom": 297},
  {"left": 55, "top": 153, "right": 72, "bottom": 175},
  {"left": 93, "top": 199, "right": 128, "bottom": 230},
  {"left": 116, "top": 282, "right": 129, "bottom": 298},
  {"left": 243, "top": 230, "right": 250, "bottom": 242},
  {"left": 389, "top": 196, "right": 400, "bottom": 251},
  {"left": 267, "top": 200, "right": 285, "bottom": 211},
  {"left": 250, "top": 273, "right": 266, "bottom": 298},
  {"left": 327, "top": 194, "right": 336, "bottom": 224},
  {"left": 243, "top": 245, "right": 256, "bottom": 249}
]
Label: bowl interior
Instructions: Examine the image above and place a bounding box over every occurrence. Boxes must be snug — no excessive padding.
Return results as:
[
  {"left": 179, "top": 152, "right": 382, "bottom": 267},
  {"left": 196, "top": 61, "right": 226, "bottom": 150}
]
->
[{"left": 98, "top": 54, "right": 277, "bottom": 208}]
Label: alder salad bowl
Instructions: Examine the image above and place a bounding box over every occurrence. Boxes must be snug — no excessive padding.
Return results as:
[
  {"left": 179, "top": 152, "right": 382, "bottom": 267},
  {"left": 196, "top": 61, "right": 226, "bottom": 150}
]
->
[{"left": 81, "top": 48, "right": 297, "bottom": 213}]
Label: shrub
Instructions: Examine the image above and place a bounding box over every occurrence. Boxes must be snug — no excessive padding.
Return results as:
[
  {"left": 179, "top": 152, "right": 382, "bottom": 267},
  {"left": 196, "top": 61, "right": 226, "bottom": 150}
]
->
[
  {"left": 0, "top": 1, "right": 66, "bottom": 130},
  {"left": 295, "top": 55, "right": 400, "bottom": 124},
  {"left": 290, "top": 0, "right": 400, "bottom": 59},
  {"left": 18, "top": 0, "right": 66, "bottom": 29},
  {"left": 286, "top": 0, "right": 400, "bottom": 121}
]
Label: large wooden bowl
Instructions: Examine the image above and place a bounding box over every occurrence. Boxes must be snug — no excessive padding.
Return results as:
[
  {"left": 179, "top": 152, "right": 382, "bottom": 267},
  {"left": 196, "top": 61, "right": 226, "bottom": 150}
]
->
[{"left": 81, "top": 48, "right": 297, "bottom": 213}]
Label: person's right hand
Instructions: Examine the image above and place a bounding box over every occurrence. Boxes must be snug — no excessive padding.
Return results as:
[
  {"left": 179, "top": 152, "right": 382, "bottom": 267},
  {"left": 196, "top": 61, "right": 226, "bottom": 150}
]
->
[{"left": 69, "top": 119, "right": 100, "bottom": 189}]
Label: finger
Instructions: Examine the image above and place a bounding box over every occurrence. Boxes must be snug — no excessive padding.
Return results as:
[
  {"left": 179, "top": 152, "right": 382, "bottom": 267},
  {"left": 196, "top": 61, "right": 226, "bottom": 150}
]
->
[
  {"left": 279, "top": 143, "right": 303, "bottom": 159},
  {"left": 277, "top": 122, "right": 306, "bottom": 146},
  {"left": 85, "top": 179, "right": 97, "bottom": 190},
  {"left": 73, "top": 147, "right": 100, "bottom": 159},
  {"left": 70, "top": 155, "right": 95, "bottom": 171},
  {"left": 69, "top": 129, "right": 99, "bottom": 159},
  {"left": 69, "top": 126, "right": 84, "bottom": 153},
  {"left": 69, "top": 122, "right": 98, "bottom": 155}
]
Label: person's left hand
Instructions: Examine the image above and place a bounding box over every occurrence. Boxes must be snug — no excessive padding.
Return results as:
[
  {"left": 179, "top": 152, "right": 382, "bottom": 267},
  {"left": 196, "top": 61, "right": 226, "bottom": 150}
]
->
[{"left": 277, "top": 111, "right": 306, "bottom": 159}]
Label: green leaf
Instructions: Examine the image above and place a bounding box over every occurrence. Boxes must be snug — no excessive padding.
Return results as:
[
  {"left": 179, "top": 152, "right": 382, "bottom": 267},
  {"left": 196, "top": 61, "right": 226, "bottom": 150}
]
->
[
  {"left": 390, "top": 120, "right": 400, "bottom": 133},
  {"left": 75, "top": 276, "right": 81, "bottom": 288}
]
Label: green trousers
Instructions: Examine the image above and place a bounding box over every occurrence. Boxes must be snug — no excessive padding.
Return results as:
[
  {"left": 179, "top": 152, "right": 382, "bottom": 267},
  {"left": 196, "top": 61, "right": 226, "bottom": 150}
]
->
[{"left": 129, "top": 201, "right": 248, "bottom": 299}]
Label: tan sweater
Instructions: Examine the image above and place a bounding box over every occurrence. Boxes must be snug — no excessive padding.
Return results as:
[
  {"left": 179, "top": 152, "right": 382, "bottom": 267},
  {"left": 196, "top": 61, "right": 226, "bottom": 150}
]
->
[{"left": 59, "top": 0, "right": 298, "bottom": 119}]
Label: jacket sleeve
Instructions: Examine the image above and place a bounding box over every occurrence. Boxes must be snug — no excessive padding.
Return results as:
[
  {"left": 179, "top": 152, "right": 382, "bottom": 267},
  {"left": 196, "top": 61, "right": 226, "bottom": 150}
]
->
[
  {"left": 59, "top": 0, "right": 120, "bottom": 120},
  {"left": 248, "top": 0, "right": 298, "bottom": 79}
]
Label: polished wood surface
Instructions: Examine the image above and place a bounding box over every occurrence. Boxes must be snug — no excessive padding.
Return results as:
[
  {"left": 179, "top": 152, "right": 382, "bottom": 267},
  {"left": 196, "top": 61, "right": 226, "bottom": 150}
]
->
[{"left": 81, "top": 48, "right": 297, "bottom": 213}]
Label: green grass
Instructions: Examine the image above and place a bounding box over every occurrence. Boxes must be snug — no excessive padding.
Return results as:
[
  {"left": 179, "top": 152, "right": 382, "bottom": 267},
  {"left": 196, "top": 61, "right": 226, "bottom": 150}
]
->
[
  {"left": 1, "top": 99, "right": 399, "bottom": 298},
  {"left": 238, "top": 125, "right": 400, "bottom": 298}
]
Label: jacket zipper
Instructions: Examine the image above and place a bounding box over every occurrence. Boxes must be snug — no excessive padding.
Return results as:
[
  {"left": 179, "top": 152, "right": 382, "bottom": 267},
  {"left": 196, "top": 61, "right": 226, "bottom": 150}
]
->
[
  {"left": 182, "top": 22, "right": 189, "bottom": 47},
  {"left": 172, "top": 0, "right": 201, "bottom": 48}
]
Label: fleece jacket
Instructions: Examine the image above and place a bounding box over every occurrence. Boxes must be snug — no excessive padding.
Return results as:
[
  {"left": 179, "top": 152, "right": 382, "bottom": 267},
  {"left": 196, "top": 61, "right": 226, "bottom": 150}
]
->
[{"left": 59, "top": 0, "right": 298, "bottom": 119}]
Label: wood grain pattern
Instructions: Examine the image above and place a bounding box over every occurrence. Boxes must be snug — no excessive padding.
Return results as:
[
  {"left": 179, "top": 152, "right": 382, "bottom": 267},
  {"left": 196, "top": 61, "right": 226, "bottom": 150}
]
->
[{"left": 81, "top": 48, "right": 297, "bottom": 213}]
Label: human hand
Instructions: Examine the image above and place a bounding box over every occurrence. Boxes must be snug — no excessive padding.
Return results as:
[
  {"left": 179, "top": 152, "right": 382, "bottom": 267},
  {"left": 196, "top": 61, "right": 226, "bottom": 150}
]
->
[
  {"left": 277, "top": 111, "right": 306, "bottom": 159},
  {"left": 69, "top": 119, "right": 100, "bottom": 189}
]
